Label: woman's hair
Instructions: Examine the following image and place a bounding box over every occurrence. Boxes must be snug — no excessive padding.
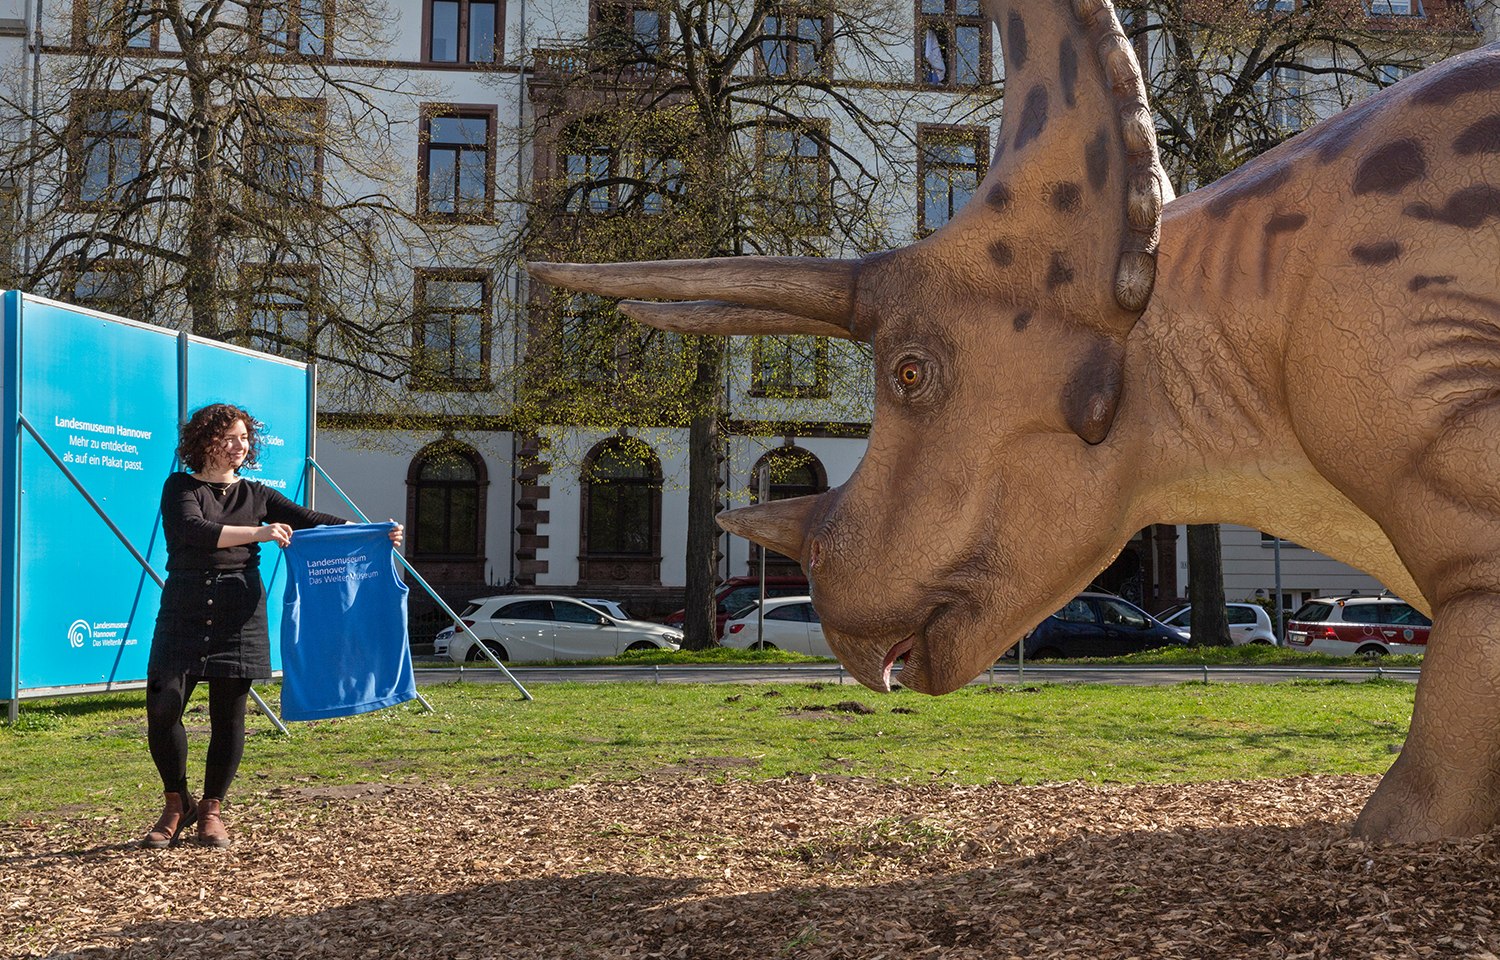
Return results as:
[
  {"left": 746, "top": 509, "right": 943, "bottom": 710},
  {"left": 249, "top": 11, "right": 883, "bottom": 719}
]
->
[{"left": 178, "top": 403, "right": 260, "bottom": 474}]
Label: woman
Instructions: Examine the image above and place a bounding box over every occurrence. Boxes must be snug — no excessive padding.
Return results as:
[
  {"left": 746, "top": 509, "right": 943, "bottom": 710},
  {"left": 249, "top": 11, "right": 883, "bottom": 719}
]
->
[{"left": 142, "top": 403, "right": 402, "bottom": 848}]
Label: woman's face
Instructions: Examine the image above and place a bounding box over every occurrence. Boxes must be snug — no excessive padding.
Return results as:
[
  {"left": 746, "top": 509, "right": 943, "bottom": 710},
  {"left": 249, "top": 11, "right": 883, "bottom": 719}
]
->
[{"left": 209, "top": 419, "right": 250, "bottom": 472}]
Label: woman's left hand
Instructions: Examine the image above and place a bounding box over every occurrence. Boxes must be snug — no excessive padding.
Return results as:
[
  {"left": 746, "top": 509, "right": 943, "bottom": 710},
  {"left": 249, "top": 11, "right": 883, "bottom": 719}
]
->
[{"left": 387, "top": 521, "right": 404, "bottom": 548}]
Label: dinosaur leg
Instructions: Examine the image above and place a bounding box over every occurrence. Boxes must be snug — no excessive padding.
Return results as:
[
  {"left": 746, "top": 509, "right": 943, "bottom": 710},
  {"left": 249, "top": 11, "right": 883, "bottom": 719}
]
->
[{"left": 1355, "top": 590, "right": 1500, "bottom": 841}]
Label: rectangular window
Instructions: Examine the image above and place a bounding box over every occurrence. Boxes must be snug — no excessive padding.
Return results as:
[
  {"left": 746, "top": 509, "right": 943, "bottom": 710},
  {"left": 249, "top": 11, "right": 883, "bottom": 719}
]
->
[
  {"left": 626, "top": 152, "right": 681, "bottom": 214},
  {"left": 917, "top": 124, "right": 988, "bottom": 235},
  {"left": 241, "top": 265, "right": 316, "bottom": 361},
  {"left": 760, "top": 119, "right": 828, "bottom": 229},
  {"left": 917, "top": 0, "right": 988, "bottom": 88},
  {"left": 557, "top": 294, "right": 617, "bottom": 381},
  {"left": 426, "top": 0, "right": 501, "bottom": 63},
  {"left": 593, "top": 0, "right": 666, "bottom": 59},
  {"left": 72, "top": 259, "right": 143, "bottom": 317},
  {"left": 1256, "top": 67, "right": 1306, "bottom": 133},
  {"left": 751, "top": 336, "right": 829, "bottom": 398},
  {"left": 74, "top": 0, "right": 158, "bottom": 48},
  {"left": 69, "top": 93, "right": 148, "bottom": 209},
  {"left": 563, "top": 136, "right": 616, "bottom": 213},
  {"left": 413, "top": 269, "right": 491, "bottom": 389},
  {"left": 759, "top": 6, "right": 831, "bottom": 77},
  {"left": 250, "top": 99, "right": 324, "bottom": 206},
  {"left": 1374, "top": 64, "right": 1417, "bottom": 86},
  {"left": 254, "top": 0, "right": 329, "bottom": 56},
  {"left": 1368, "top": 0, "right": 1418, "bottom": 13},
  {"left": 420, "top": 106, "right": 495, "bottom": 219}
]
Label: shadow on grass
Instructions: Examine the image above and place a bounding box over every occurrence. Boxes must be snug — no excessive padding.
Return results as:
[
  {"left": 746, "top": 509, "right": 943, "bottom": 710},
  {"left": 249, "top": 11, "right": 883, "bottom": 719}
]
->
[{"left": 32, "top": 818, "right": 1500, "bottom": 960}]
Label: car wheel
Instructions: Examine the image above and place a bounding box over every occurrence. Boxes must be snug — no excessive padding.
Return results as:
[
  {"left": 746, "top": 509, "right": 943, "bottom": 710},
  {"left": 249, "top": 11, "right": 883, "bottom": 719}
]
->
[
  {"left": 625, "top": 641, "right": 656, "bottom": 652},
  {"left": 468, "top": 642, "right": 509, "bottom": 663},
  {"left": 1356, "top": 644, "right": 1386, "bottom": 660},
  {"left": 1251, "top": 639, "right": 1272, "bottom": 646},
  {"left": 1034, "top": 646, "right": 1063, "bottom": 660},
  {"left": 750, "top": 641, "right": 779, "bottom": 651}
]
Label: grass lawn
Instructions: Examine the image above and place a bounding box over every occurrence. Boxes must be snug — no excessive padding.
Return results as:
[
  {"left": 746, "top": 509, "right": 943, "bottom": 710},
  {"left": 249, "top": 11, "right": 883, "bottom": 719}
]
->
[{"left": 0, "top": 678, "right": 1413, "bottom": 821}]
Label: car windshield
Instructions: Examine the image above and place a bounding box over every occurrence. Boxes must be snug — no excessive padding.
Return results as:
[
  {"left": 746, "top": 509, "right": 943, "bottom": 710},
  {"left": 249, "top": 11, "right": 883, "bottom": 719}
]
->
[{"left": 1289, "top": 601, "right": 1333, "bottom": 623}]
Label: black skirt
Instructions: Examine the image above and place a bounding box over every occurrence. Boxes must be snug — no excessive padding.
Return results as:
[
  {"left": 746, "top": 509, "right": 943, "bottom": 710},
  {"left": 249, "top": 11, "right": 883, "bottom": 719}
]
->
[{"left": 148, "top": 568, "right": 271, "bottom": 679}]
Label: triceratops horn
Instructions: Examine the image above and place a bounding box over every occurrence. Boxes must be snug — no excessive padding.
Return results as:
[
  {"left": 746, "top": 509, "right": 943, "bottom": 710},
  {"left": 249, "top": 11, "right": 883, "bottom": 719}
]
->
[
  {"left": 717, "top": 494, "right": 824, "bottom": 566},
  {"left": 528, "top": 258, "right": 858, "bottom": 325}
]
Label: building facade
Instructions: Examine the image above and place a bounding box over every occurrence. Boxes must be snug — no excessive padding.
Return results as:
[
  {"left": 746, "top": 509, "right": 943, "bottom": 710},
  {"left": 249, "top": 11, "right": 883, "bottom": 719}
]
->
[{"left": 0, "top": 0, "right": 1488, "bottom": 638}]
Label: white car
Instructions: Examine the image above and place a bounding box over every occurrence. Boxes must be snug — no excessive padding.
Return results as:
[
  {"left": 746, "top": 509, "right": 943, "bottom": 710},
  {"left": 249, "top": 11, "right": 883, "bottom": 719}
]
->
[
  {"left": 720, "top": 596, "right": 834, "bottom": 657},
  {"left": 441, "top": 594, "right": 682, "bottom": 663},
  {"left": 1158, "top": 602, "right": 1278, "bottom": 645}
]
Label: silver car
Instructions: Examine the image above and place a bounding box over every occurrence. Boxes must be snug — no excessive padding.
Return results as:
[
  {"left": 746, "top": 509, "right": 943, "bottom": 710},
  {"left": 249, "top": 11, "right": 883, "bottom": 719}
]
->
[
  {"left": 442, "top": 594, "right": 682, "bottom": 663},
  {"left": 1158, "top": 602, "right": 1278, "bottom": 645}
]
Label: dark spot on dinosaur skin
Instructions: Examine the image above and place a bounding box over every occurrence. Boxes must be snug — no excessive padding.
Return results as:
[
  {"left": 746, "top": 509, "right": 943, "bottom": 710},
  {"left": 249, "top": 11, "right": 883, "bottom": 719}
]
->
[
  {"left": 986, "top": 182, "right": 1012, "bottom": 210},
  {"left": 1051, "top": 182, "right": 1082, "bottom": 213},
  {"left": 1404, "top": 185, "right": 1500, "bottom": 229},
  {"left": 1413, "top": 54, "right": 1500, "bottom": 107},
  {"left": 1007, "top": 12, "right": 1027, "bottom": 70},
  {"left": 1455, "top": 115, "right": 1500, "bottom": 154},
  {"left": 989, "top": 240, "right": 1015, "bottom": 268},
  {"left": 1046, "top": 253, "right": 1075, "bottom": 289},
  {"left": 1085, "top": 129, "right": 1109, "bottom": 191},
  {"left": 1410, "top": 275, "right": 1456, "bottom": 292},
  {"left": 1260, "top": 213, "right": 1309, "bottom": 289},
  {"left": 1206, "top": 160, "right": 1293, "bottom": 219},
  {"left": 1353, "top": 139, "right": 1426, "bottom": 196},
  {"left": 1265, "top": 212, "right": 1308, "bottom": 234},
  {"left": 1303, "top": 94, "right": 1383, "bottom": 165},
  {"left": 1351, "top": 241, "right": 1402, "bottom": 265},
  {"left": 1013, "top": 86, "right": 1049, "bottom": 151},
  {"left": 1013, "top": 310, "right": 1032, "bottom": 331},
  {"left": 1059, "top": 37, "right": 1078, "bottom": 107}
]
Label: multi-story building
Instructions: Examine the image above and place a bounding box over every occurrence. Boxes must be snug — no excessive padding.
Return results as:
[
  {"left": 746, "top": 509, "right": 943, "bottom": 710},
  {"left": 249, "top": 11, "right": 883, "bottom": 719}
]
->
[{"left": 0, "top": 0, "right": 1488, "bottom": 637}]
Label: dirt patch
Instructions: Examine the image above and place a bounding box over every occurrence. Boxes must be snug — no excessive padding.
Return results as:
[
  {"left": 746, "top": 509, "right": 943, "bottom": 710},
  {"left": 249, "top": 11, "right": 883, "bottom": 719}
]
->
[{"left": 4, "top": 775, "right": 1500, "bottom": 959}]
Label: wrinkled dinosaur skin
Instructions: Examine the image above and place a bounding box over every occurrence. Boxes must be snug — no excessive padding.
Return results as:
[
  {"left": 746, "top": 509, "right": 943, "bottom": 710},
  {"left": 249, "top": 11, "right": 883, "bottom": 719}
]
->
[{"left": 531, "top": 0, "right": 1500, "bottom": 841}]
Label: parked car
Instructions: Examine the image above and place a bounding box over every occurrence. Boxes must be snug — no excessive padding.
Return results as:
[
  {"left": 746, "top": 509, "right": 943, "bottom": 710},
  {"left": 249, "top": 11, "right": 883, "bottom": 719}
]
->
[
  {"left": 663, "top": 575, "right": 810, "bottom": 635},
  {"left": 720, "top": 596, "right": 834, "bottom": 657},
  {"left": 1285, "top": 595, "right": 1430, "bottom": 657},
  {"left": 441, "top": 595, "right": 683, "bottom": 663},
  {"left": 1157, "top": 602, "right": 1278, "bottom": 645},
  {"left": 1008, "top": 592, "right": 1187, "bottom": 659}
]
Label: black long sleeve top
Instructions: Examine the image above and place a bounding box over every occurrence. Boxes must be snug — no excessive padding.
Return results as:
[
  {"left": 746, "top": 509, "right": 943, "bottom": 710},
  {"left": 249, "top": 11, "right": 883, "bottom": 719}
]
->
[{"left": 160, "top": 472, "right": 349, "bottom": 572}]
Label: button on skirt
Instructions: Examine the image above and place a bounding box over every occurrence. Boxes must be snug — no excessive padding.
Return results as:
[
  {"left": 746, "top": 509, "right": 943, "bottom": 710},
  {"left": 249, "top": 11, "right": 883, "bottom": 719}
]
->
[{"left": 148, "top": 568, "right": 271, "bottom": 679}]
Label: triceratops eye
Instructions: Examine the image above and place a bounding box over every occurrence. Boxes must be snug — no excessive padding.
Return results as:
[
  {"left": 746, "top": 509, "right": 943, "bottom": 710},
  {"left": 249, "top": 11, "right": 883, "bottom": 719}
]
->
[{"left": 898, "top": 361, "right": 922, "bottom": 387}]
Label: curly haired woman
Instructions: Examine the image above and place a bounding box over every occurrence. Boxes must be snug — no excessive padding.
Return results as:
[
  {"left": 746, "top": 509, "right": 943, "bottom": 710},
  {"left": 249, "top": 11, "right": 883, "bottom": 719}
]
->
[{"left": 141, "top": 403, "right": 401, "bottom": 848}]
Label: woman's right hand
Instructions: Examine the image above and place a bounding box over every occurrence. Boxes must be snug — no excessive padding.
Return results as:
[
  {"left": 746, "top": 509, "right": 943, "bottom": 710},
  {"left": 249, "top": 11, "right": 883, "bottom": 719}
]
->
[{"left": 258, "top": 522, "right": 293, "bottom": 548}]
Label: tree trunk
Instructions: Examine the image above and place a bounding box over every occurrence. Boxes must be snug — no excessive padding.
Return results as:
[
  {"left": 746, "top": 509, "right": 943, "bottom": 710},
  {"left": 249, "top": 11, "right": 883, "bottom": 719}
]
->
[
  {"left": 680, "top": 338, "right": 725, "bottom": 650},
  {"left": 1187, "top": 523, "right": 1231, "bottom": 646}
]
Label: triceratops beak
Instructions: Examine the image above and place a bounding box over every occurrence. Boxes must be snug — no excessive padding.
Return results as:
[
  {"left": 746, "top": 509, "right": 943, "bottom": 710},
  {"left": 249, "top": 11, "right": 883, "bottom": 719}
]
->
[{"left": 717, "top": 493, "right": 826, "bottom": 569}]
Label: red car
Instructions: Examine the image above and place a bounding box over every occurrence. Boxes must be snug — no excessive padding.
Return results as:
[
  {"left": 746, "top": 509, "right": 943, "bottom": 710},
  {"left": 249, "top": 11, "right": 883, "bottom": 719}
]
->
[
  {"left": 1285, "top": 595, "right": 1430, "bottom": 657},
  {"left": 664, "top": 575, "right": 810, "bottom": 637}
]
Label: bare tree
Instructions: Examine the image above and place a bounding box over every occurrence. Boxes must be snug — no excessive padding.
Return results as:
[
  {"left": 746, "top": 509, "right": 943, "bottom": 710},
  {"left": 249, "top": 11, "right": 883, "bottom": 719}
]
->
[{"left": 0, "top": 0, "right": 471, "bottom": 386}]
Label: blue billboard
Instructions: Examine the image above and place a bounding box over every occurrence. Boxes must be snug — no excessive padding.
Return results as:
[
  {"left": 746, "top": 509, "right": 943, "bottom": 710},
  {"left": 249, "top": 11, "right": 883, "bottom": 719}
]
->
[{"left": 1, "top": 293, "right": 315, "bottom": 700}]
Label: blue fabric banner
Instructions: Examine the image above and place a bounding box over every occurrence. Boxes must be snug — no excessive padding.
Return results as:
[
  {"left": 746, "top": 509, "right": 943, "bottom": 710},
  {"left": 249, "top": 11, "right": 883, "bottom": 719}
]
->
[{"left": 279, "top": 522, "right": 415, "bottom": 721}]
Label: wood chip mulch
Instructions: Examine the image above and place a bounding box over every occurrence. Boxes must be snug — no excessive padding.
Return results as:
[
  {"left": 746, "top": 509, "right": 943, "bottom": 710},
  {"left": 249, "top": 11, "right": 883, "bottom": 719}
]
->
[{"left": 4, "top": 774, "right": 1499, "bottom": 959}]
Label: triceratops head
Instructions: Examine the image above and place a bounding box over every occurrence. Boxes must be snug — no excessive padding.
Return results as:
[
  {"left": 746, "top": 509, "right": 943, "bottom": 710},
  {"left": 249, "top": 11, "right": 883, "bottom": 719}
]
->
[{"left": 530, "top": 0, "right": 1171, "bottom": 694}]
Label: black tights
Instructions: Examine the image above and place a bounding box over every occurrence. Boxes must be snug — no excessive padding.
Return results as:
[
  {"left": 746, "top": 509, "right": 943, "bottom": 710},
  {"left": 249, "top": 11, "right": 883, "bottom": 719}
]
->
[{"left": 146, "top": 673, "right": 253, "bottom": 800}]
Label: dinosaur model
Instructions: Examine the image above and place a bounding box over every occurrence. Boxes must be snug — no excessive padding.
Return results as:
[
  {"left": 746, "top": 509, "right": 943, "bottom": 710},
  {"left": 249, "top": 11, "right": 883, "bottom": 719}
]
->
[{"left": 531, "top": 0, "right": 1500, "bottom": 841}]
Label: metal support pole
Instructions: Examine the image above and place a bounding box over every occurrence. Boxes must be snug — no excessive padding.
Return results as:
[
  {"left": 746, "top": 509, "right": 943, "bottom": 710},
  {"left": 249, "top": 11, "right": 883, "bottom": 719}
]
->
[
  {"left": 249, "top": 687, "right": 289, "bottom": 735},
  {"left": 1273, "top": 536, "right": 1284, "bottom": 645},
  {"left": 756, "top": 463, "right": 769, "bottom": 648},
  {"left": 307, "top": 458, "right": 532, "bottom": 701}
]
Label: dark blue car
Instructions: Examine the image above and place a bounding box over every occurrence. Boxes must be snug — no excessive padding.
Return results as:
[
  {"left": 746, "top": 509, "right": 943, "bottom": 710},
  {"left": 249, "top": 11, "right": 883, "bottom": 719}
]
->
[{"left": 1011, "top": 592, "right": 1187, "bottom": 659}]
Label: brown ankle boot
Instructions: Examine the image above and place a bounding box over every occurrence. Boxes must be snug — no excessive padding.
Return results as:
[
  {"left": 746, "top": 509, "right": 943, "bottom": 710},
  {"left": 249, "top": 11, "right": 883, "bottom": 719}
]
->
[
  {"left": 197, "top": 798, "right": 231, "bottom": 848},
  {"left": 141, "top": 785, "right": 198, "bottom": 849}
]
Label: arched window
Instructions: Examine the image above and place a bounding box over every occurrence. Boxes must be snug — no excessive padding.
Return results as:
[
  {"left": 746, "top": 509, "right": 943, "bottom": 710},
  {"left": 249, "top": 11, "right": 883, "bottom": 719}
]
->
[
  {"left": 749, "top": 447, "right": 827, "bottom": 567},
  {"left": 407, "top": 442, "right": 487, "bottom": 571},
  {"left": 580, "top": 438, "right": 662, "bottom": 583}
]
